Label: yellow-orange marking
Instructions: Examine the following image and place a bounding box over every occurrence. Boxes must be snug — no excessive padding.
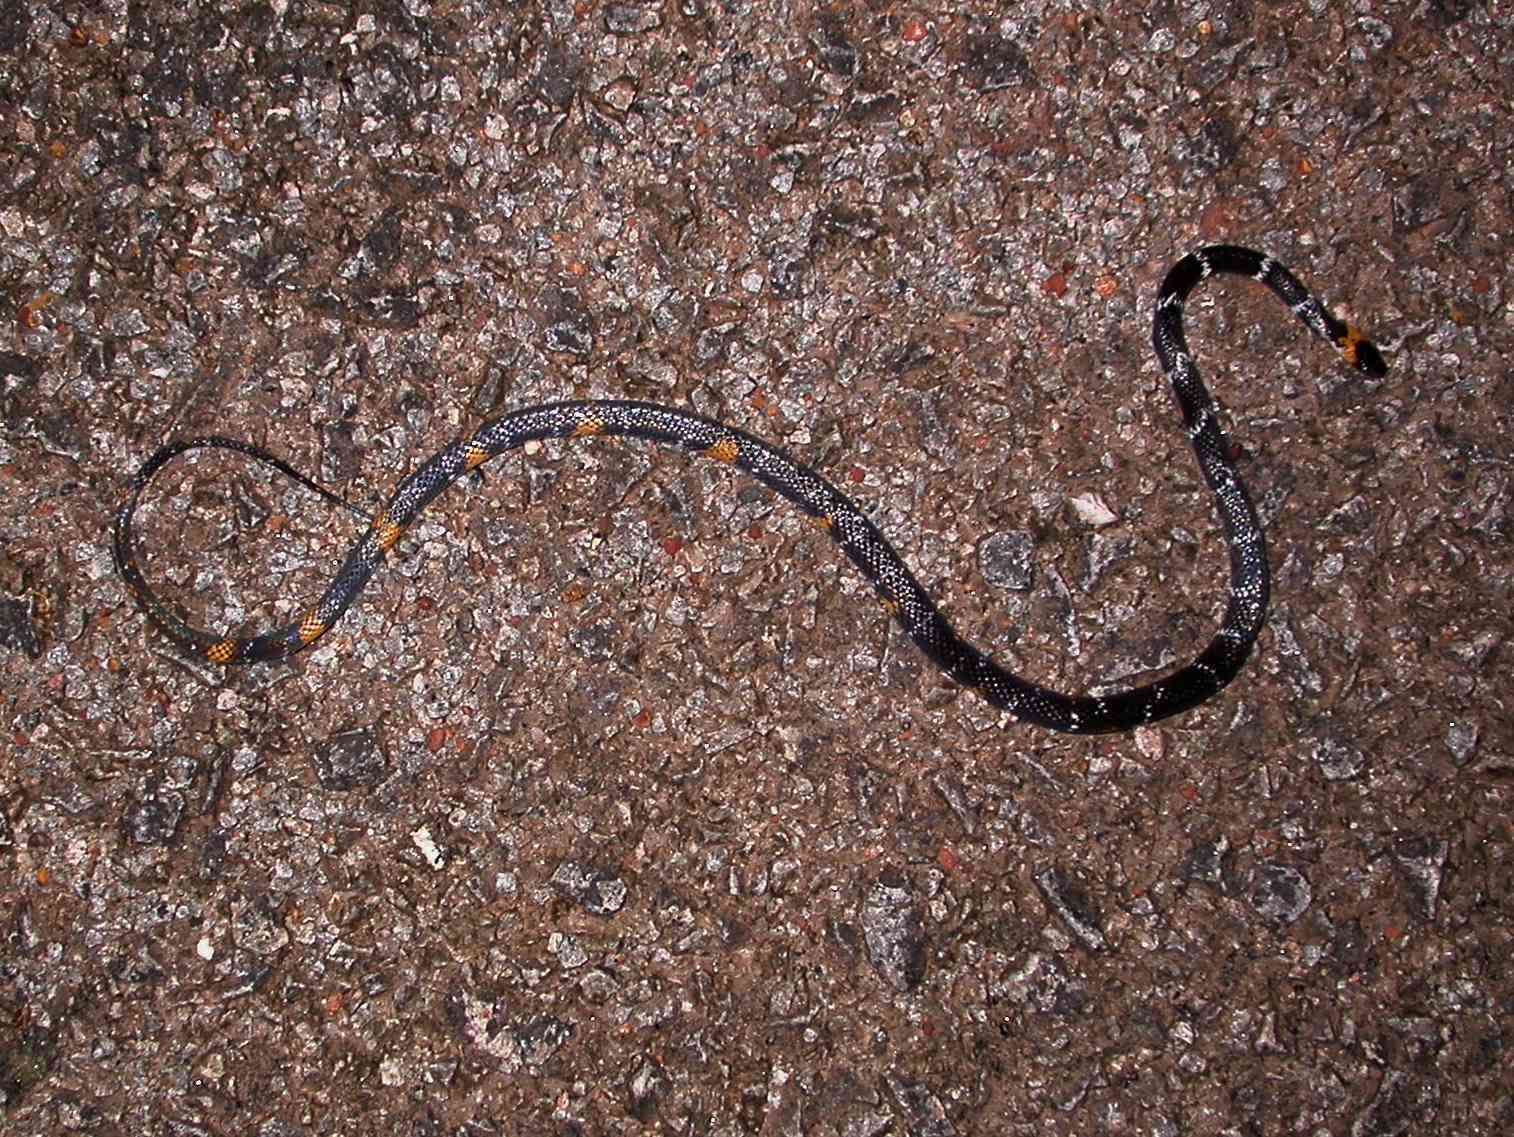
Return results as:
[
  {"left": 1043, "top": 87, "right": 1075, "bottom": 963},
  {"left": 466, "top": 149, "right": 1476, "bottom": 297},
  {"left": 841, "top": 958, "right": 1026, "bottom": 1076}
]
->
[
  {"left": 1341, "top": 325, "right": 1368, "bottom": 368},
  {"left": 881, "top": 597, "right": 901, "bottom": 619},
  {"left": 811, "top": 514, "right": 834, "bottom": 533},
  {"left": 705, "top": 438, "right": 739, "bottom": 464},
  {"left": 298, "top": 612, "right": 327, "bottom": 644},
  {"left": 372, "top": 511, "right": 403, "bottom": 553},
  {"left": 571, "top": 417, "right": 606, "bottom": 439},
  {"left": 206, "top": 639, "right": 238, "bottom": 664},
  {"left": 463, "top": 442, "right": 490, "bottom": 471}
]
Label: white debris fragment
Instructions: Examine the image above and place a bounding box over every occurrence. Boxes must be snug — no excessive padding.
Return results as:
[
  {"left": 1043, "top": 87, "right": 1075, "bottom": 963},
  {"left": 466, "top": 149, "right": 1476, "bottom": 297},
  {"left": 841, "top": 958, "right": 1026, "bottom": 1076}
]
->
[
  {"left": 412, "top": 825, "right": 446, "bottom": 870},
  {"left": 1068, "top": 492, "right": 1118, "bottom": 527}
]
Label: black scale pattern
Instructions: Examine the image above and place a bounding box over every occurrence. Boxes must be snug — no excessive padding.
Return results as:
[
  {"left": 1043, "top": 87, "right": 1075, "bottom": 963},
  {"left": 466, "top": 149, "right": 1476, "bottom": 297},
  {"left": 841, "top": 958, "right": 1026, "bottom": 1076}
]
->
[{"left": 112, "top": 247, "right": 1386, "bottom": 733}]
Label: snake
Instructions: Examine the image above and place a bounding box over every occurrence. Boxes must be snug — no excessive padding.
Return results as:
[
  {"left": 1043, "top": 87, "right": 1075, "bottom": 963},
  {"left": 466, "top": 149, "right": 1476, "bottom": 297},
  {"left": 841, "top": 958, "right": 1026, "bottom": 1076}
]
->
[{"left": 112, "top": 246, "right": 1387, "bottom": 734}]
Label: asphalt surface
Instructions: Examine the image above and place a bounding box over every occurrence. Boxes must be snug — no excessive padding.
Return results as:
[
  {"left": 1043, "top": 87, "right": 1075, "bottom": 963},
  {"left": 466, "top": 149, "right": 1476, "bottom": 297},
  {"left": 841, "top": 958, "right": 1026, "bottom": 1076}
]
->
[{"left": 2, "top": 2, "right": 1510, "bottom": 1134}]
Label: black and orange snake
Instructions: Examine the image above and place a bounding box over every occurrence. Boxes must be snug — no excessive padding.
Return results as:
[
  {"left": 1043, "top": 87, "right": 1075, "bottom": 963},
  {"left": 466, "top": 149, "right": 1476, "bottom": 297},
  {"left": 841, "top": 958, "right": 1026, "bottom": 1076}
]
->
[{"left": 113, "top": 246, "right": 1386, "bottom": 733}]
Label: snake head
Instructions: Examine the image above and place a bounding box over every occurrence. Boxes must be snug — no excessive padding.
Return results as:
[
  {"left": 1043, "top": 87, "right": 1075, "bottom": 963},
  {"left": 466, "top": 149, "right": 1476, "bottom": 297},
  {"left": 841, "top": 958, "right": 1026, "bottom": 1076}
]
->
[{"left": 1343, "top": 325, "right": 1388, "bottom": 378}]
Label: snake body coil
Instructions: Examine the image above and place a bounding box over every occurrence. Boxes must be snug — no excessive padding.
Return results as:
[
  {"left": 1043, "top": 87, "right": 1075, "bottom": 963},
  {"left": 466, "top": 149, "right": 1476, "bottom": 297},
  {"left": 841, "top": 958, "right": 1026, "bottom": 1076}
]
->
[{"left": 113, "top": 246, "right": 1386, "bottom": 734}]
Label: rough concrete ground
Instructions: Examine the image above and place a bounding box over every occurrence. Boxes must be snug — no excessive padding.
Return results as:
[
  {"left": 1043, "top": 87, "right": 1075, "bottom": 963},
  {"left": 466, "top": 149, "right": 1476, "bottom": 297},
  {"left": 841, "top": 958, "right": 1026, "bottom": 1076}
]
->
[{"left": 2, "top": 1, "right": 1510, "bottom": 1134}]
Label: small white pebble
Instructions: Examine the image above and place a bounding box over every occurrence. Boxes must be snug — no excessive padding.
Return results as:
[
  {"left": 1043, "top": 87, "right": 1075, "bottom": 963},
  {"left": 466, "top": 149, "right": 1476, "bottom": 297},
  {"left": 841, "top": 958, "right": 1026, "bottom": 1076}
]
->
[
  {"left": 1068, "top": 492, "right": 1118, "bottom": 527},
  {"left": 412, "top": 825, "right": 446, "bottom": 870}
]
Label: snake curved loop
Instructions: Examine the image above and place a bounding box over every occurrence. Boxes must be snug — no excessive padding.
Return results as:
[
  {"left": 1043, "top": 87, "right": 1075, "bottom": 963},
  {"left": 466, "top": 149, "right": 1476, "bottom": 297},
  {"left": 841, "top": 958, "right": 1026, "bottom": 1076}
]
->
[{"left": 112, "top": 246, "right": 1387, "bottom": 734}]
